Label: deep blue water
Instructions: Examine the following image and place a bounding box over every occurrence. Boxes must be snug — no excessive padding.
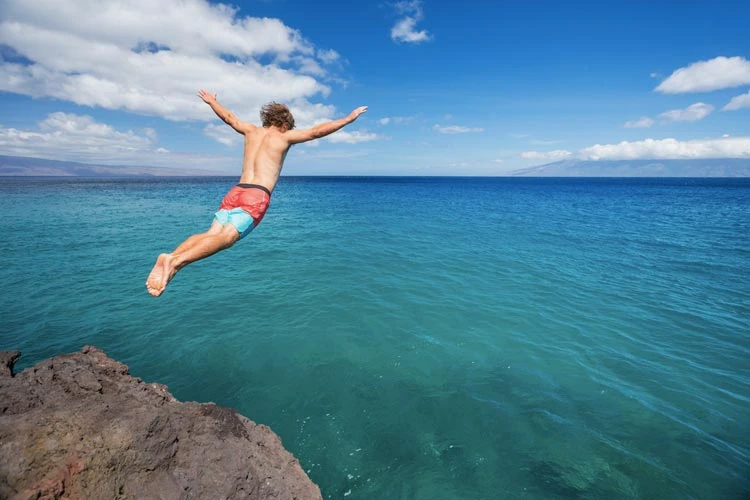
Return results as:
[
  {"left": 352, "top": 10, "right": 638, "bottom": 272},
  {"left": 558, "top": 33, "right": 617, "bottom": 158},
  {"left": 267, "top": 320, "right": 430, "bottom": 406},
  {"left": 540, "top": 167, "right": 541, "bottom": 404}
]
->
[{"left": 1, "top": 176, "right": 749, "bottom": 499}]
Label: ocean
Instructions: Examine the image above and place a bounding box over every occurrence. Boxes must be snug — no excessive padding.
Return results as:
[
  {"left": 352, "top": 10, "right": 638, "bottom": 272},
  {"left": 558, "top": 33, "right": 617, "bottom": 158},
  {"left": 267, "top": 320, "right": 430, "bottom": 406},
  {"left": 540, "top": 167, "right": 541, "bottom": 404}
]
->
[{"left": 1, "top": 176, "right": 748, "bottom": 499}]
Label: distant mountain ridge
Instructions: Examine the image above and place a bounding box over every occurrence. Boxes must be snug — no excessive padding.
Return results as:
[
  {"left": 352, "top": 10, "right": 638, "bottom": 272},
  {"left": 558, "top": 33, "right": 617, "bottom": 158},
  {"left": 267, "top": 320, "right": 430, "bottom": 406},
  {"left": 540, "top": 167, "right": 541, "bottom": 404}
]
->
[
  {"left": 510, "top": 159, "right": 750, "bottom": 177},
  {"left": 0, "top": 155, "right": 217, "bottom": 177},
  {"left": 3, "top": 154, "right": 750, "bottom": 177}
]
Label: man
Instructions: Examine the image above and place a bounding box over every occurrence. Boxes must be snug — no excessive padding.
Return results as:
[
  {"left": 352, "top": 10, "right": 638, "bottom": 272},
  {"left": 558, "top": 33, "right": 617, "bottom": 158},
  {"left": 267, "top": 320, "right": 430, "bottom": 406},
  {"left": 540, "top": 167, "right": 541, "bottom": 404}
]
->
[{"left": 145, "top": 90, "right": 367, "bottom": 296}]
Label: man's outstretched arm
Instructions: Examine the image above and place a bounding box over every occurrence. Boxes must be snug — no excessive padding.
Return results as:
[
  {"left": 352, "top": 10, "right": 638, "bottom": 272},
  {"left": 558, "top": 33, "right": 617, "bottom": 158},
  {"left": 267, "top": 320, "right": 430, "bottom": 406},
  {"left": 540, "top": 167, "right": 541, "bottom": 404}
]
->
[
  {"left": 198, "top": 90, "right": 255, "bottom": 134},
  {"left": 285, "top": 106, "right": 368, "bottom": 145}
]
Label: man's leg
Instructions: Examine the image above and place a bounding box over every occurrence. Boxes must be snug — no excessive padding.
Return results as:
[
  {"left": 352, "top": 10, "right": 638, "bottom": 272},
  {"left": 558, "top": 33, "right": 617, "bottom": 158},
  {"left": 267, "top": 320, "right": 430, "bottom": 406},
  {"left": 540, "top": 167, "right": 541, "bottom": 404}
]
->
[
  {"left": 171, "top": 220, "right": 223, "bottom": 255},
  {"left": 146, "top": 223, "right": 240, "bottom": 297}
]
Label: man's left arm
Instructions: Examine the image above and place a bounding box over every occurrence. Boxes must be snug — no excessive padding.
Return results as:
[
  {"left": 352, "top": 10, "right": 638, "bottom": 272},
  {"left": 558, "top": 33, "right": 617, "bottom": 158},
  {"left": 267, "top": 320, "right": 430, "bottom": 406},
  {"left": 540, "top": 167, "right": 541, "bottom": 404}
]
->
[{"left": 198, "top": 90, "right": 255, "bottom": 134}]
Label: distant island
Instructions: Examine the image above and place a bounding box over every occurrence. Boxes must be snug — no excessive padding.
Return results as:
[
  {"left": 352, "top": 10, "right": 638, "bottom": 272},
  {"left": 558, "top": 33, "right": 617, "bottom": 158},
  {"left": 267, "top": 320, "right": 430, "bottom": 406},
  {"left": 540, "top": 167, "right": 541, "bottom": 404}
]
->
[
  {"left": 509, "top": 158, "right": 750, "bottom": 177},
  {"left": 2, "top": 154, "right": 750, "bottom": 177},
  {"left": 0, "top": 155, "right": 219, "bottom": 177}
]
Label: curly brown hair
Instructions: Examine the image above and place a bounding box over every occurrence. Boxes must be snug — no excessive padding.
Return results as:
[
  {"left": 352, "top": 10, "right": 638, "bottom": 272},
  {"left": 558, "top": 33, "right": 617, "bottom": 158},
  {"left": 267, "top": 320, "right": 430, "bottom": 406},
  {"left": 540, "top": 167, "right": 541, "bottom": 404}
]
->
[{"left": 260, "top": 102, "right": 295, "bottom": 130}]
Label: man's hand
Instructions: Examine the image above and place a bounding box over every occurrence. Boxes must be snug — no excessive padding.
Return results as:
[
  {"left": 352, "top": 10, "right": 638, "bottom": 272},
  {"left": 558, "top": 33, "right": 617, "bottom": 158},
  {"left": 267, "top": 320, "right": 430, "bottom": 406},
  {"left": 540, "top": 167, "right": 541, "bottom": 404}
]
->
[
  {"left": 349, "top": 106, "right": 368, "bottom": 121},
  {"left": 198, "top": 89, "right": 217, "bottom": 104}
]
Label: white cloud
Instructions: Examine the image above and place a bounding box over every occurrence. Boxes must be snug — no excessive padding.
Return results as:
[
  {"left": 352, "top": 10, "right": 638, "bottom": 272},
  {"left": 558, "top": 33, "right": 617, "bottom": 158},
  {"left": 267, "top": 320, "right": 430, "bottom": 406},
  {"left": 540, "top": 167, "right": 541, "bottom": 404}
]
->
[
  {"left": 723, "top": 90, "right": 750, "bottom": 111},
  {"left": 579, "top": 136, "right": 750, "bottom": 160},
  {"left": 659, "top": 102, "right": 714, "bottom": 123},
  {"left": 655, "top": 56, "right": 750, "bottom": 94},
  {"left": 0, "top": 112, "right": 241, "bottom": 170},
  {"left": 624, "top": 117, "right": 655, "bottom": 128},
  {"left": 379, "top": 115, "right": 414, "bottom": 126},
  {"left": 433, "top": 124, "right": 483, "bottom": 134},
  {"left": 316, "top": 48, "right": 340, "bottom": 64},
  {"left": 522, "top": 136, "right": 750, "bottom": 163},
  {"left": 325, "top": 130, "right": 380, "bottom": 144},
  {"left": 520, "top": 150, "right": 573, "bottom": 160},
  {"left": 203, "top": 123, "right": 239, "bottom": 146},
  {"left": 0, "top": 113, "right": 152, "bottom": 158},
  {"left": 529, "top": 139, "right": 563, "bottom": 146},
  {"left": 0, "top": 0, "right": 345, "bottom": 125},
  {"left": 391, "top": 0, "right": 431, "bottom": 44}
]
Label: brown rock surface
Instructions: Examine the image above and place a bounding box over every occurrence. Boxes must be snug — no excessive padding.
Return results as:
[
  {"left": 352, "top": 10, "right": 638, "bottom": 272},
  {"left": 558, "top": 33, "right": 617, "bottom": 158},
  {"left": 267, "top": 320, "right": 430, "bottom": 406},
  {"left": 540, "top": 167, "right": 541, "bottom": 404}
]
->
[{"left": 0, "top": 346, "right": 322, "bottom": 500}]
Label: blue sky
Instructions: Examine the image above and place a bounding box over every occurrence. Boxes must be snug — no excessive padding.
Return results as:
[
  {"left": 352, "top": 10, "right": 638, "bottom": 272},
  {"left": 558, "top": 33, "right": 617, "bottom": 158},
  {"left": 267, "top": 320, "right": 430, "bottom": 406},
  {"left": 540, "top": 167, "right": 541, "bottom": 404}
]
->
[{"left": 1, "top": 0, "right": 749, "bottom": 175}]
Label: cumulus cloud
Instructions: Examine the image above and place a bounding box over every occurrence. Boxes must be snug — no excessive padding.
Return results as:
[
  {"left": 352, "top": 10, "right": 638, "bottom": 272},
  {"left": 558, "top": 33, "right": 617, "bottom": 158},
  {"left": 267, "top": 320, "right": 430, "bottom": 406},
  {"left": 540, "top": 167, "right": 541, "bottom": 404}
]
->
[
  {"left": 520, "top": 150, "right": 573, "bottom": 161},
  {"left": 655, "top": 56, "right": 750, "bottom": 94},
  {"left": 0, "top": 112, "right": 244, "bottom": 170},
  {"left": 579, "top": 137, "right": 750, "bottom": 160},
  {"left": 574, "top": 136, "right": 750, "bottom": 161},
  {"left": 0, "top": 112, "right": 173, "bottom": 163},
  {"left": 623, "top": 117, "right": 655, "bottom": 128},
  {"left": 523, "top": 136, "right": 750, "bottom": 163},
  {"left": 391, "top": 0, "right": 431, "bottom": 43},
  {"left": 723, "top": 90, "right": 750, "bottom": 111},
  {"left": 433, "top": 124, "right": 483, "bottom": 134},
  {"left": 0, "top": 0, "right": 345, "bottom": 125},
  {"left": 659, "top": 102, "right": 714, "bottom": 123}
]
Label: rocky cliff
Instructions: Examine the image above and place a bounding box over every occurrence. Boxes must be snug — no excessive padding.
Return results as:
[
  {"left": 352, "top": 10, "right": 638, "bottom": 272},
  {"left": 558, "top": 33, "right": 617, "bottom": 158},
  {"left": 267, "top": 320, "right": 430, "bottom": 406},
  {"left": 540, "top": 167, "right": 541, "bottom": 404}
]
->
[{"left": 0, "top": 346, "right": 321, "bottom": 500}]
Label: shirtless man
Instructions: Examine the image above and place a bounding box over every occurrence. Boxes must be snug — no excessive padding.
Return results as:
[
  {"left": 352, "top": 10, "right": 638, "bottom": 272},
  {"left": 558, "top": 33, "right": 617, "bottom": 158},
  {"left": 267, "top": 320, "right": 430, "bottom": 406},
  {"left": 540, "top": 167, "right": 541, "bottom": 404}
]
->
[{"left": 145, "top": 90, "right": 367, "bottom": 296}]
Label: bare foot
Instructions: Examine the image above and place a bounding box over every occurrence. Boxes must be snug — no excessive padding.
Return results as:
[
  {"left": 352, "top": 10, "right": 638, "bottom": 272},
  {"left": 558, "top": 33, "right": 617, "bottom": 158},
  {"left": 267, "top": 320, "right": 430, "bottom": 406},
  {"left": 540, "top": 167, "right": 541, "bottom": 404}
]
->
[{"left": 145, "top": 253, "right": 177, "bottom": 297}]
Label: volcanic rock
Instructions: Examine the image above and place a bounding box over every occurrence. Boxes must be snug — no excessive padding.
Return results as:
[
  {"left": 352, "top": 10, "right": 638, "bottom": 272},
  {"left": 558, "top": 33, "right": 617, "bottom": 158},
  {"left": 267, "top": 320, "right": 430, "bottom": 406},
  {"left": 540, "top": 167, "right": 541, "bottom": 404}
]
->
[{"left": 0, "top": 346, "right": 322, "bottom": 500}]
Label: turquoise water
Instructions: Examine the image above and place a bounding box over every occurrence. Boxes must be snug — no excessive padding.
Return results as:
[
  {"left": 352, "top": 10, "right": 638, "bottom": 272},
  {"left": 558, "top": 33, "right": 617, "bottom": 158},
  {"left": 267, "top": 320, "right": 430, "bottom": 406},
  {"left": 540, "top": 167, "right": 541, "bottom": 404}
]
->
[{"left": 1, "top": 176, "right": 748, "bottom": 499}]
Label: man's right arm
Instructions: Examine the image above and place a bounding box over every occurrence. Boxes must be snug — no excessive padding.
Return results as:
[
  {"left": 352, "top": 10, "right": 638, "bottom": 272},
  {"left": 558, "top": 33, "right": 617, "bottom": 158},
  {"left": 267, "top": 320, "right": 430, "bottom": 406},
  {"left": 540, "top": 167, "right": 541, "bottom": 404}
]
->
[
  {"left": 198, "top": 89, "right": 255, "bottom": 135},
  {"left": 285, "top": 106, "right": 368, "bottom": 145}
]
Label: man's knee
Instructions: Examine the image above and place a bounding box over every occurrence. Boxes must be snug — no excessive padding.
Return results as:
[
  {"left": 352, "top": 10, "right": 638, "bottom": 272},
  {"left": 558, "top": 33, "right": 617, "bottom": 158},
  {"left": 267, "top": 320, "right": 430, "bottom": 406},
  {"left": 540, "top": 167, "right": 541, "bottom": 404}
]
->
[{"left": 220, "top": 227, "right": 240, "bottom": 248}]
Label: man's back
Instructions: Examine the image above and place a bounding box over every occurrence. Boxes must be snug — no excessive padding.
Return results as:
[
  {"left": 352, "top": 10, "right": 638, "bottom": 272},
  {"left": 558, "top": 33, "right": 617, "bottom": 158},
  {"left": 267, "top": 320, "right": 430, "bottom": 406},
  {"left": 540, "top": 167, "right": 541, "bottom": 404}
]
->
[
  {"left": 196, "top": 89, "right": 366, "bottom": 191},
  {"left": 238, "top": 127, "right": 290, "bottom": 191}
]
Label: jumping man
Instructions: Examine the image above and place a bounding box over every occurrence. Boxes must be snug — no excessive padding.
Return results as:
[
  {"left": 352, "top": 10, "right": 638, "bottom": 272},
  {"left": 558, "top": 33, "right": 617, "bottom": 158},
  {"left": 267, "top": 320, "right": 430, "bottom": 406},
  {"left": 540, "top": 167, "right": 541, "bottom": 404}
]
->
[{"left": 145, "top": 90, "right": 367, "bottom": 296}]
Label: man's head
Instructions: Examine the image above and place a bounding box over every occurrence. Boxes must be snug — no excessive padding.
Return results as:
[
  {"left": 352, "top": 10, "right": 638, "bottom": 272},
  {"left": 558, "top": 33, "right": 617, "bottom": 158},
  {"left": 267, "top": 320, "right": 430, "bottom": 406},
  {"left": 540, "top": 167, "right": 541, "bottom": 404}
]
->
[{"left": 260, "top": 102, "right": 295, "bottom": 131}]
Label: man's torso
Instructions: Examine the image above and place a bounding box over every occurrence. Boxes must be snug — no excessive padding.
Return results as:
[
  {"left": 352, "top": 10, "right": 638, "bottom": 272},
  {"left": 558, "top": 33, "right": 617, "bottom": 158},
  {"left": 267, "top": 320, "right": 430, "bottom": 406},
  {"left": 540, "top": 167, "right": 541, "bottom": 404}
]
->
[{"left": 237, "top": 127, "right": 290, "bottom": 192}]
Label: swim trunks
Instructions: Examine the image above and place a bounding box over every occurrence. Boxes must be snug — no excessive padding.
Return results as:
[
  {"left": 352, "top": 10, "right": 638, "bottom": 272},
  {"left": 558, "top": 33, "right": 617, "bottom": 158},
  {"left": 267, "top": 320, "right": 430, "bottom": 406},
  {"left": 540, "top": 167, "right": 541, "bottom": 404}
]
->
[{"left": 214, "top": 183, "right": 271, "bottom": 239}]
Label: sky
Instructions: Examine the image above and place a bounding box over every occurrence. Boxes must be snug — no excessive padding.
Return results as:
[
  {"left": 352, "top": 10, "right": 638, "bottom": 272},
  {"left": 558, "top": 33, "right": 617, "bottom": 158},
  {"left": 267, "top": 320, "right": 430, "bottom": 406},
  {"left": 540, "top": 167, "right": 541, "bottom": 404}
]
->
[{"left": 1, "top": 0, "right": 749, "bottom": 176}]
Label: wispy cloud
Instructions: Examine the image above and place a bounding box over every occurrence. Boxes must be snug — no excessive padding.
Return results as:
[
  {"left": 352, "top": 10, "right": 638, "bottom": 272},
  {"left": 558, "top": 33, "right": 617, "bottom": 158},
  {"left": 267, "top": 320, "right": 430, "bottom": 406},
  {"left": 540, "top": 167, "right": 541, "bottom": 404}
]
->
[
  {"left": 723, "top": 90, "right": 750, "bottom": 111},
  {"left": 433, "top": 124, "right": 483, "bottom": 134},
  {"left": 529, "top": 139, "right": 563, "bottom": 146},
  {"left": 520, "top": 150, "right": 573, "bottom": 161},
  {"left": 623, "top": 117, "right": 655, "bottom": 128},
  {"left": 391, "top": 0, "right": 431, "bottom": 44},
  {"left": 655, "top": 56, "right": 750, "bottom": 94},
  {"left": 203, "top": 123, "right": 239, "bottom": 146},
  {"left": 325, "top": 130, "right": 380, "bottom": 144},
  {"left": 0, "top": 0, "right": 345, "bottom": 126},
  {"left": 623, "top": 102, "right": 714, "bottom": 129},
  {"left": 379, "top": 115, "right": 415, "bottom": 125},
  {"left": 659, "top": 102, "right": 714, "bottom": 123}
]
